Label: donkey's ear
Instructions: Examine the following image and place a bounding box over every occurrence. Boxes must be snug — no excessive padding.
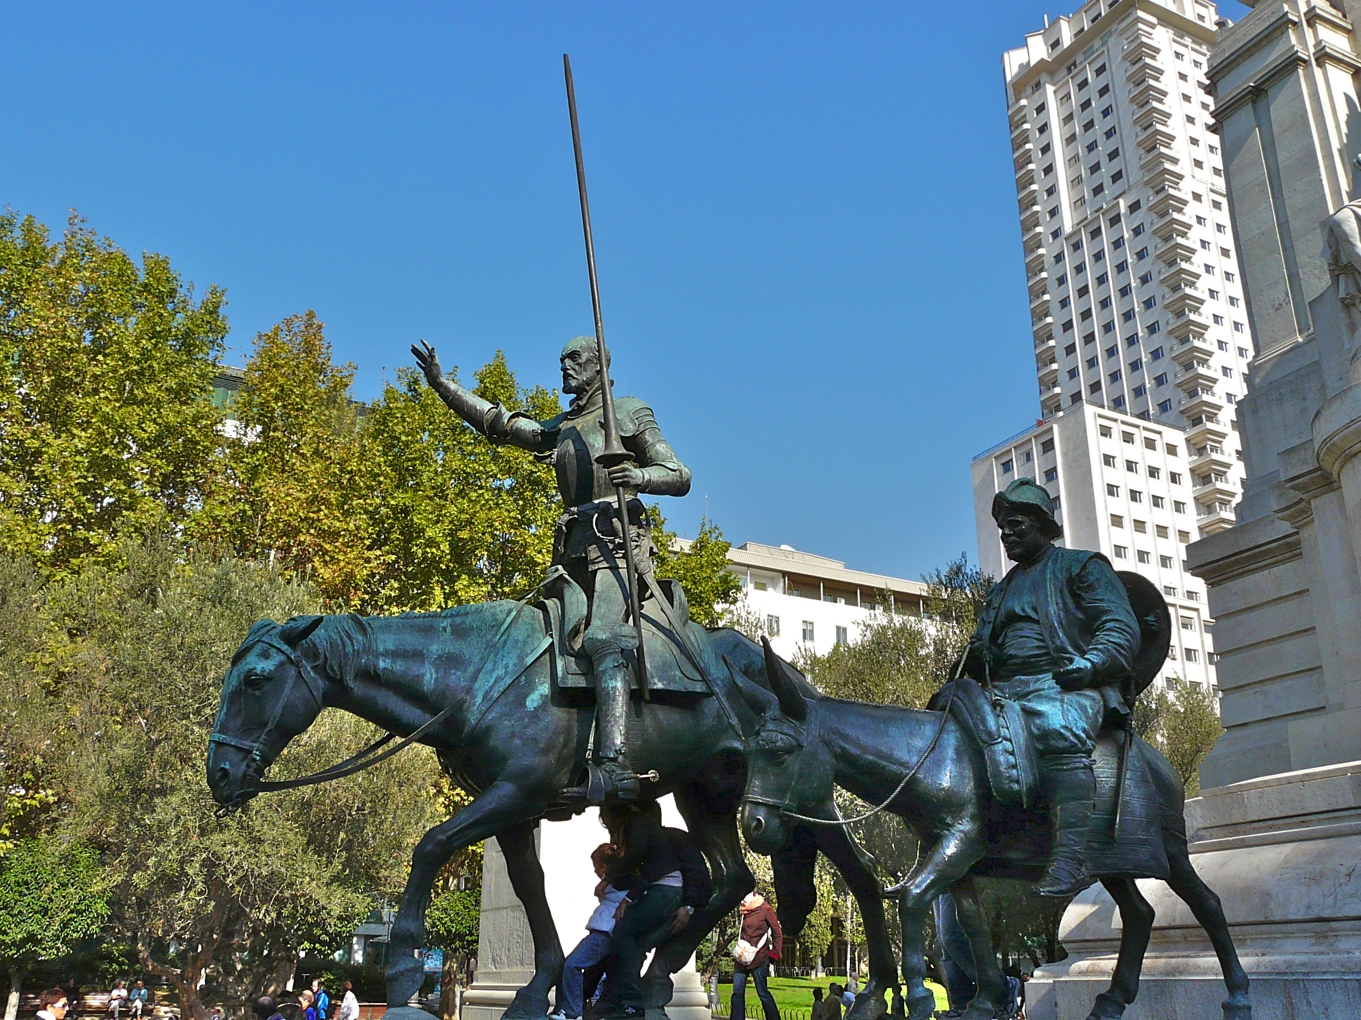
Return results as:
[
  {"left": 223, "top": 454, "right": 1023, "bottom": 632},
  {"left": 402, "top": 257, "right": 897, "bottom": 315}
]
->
[
  {"left": 279, "top": 615, "right": 324, "bottom": 647},
  {"left": 729, "top": 662, "right": 779, "bottom": 723},
  {"left": 761, "top": 636, "right": 809, "bottom": 722}
]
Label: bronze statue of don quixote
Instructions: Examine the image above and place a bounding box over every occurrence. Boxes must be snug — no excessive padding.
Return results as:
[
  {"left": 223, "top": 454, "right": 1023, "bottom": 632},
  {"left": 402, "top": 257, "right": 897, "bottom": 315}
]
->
[{"left": 206, "top": 59, "right": 1252, "bottom": 1020}]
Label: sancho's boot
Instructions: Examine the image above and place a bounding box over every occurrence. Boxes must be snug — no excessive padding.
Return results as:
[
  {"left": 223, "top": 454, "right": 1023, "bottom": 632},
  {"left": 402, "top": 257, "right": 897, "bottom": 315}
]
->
[
  {"left": 584, "top": 625, "right": 641, "bottom": 804},
  {"left": 1034, "top": 756, "right": 1096, "bottom": 898}
]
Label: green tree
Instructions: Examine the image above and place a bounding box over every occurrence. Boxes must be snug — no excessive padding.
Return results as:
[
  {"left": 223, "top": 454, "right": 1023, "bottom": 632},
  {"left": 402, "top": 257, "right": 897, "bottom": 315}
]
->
[
  {"left": 649, "top": 515, "right": 743, "bottom": 628},
  {"left": 0, "top": 837, "right": 107, "bottom": 1020},
  {"left": 0, "top": 212, "right": 228, "bottom": 574},
  {"left": 0, "top": 541, "right": 441, "bottom": 1020},
  {"left": 192, "top": 312, "right": 377, "bottom": 606},
  {"left": 1133, "top": 679, "right": 1222, "bottom": 797}
]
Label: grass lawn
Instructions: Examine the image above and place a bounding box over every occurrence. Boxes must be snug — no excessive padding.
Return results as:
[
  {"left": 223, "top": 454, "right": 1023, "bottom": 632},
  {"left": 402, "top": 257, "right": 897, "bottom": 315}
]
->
[{"left": 713, "top": 976, "right": 948, "bottom": 1017}]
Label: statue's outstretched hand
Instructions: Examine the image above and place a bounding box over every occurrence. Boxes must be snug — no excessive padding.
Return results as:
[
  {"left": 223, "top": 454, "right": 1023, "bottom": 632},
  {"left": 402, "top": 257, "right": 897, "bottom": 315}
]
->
[{"left": 411, "top": 340, "right": 444, "bottom": 388}]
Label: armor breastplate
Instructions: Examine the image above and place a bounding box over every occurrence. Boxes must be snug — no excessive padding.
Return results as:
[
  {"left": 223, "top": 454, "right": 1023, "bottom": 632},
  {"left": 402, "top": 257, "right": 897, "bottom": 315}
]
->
[{"left": 553, "top": 411, "right": 634, "bottom": 508}]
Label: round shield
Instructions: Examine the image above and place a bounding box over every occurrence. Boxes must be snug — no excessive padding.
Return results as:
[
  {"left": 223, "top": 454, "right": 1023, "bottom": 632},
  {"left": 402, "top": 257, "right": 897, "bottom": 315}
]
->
[{"left": 1118, "top": 570, "right": 1172, "bottom": 704}]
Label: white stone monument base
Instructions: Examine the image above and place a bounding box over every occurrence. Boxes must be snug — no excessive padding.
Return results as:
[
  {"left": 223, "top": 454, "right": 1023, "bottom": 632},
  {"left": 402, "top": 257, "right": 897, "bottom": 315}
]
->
[
  {"left": 1025, "top": 760, "right": 1361, "bottom": 1019},
  {"left": 464, "top": 800, "right": 711, "bottom": 1020}
]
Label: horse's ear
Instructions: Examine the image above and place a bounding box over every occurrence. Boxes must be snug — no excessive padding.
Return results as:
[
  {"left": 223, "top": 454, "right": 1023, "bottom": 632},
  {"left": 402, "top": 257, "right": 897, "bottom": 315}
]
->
[
  {"left": 761, "top": 636, "right": 809, "bottom": 722},
  {"left": 279, "top": 615, "right": 324, "bottom": 647}
]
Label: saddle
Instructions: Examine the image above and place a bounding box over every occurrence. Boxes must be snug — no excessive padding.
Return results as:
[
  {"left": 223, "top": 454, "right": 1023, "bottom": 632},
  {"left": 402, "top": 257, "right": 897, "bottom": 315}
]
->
[
  {"left": 538, "top": 567, "right": 710, "bottom": 696},
  {"left": 930, "top": 677, "right": 1042, "bottom": 808}
]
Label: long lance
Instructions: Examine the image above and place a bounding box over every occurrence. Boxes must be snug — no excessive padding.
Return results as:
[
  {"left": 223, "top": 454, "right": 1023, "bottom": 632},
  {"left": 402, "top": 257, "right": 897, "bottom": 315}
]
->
[{"left": 563, "top": 53, "right": 649, "bottom": 695}]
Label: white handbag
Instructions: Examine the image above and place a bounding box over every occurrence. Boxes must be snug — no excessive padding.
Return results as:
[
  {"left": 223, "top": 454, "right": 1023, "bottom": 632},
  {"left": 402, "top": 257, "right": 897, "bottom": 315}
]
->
[{"left": 732, "top": 928, "right": 770, "bottom": 966}]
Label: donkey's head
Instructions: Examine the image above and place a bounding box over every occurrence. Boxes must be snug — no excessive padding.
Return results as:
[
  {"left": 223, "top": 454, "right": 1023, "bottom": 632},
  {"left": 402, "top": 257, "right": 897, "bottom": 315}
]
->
[
  {"left": 737, "top": 638, "right": 833, "bottom": 854},
  {"left": 207, "top": 615, "right": 329, "bottom": 810}
]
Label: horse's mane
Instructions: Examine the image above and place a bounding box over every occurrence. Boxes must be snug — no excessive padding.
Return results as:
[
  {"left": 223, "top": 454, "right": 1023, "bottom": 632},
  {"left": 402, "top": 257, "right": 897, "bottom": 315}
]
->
[{"left": 305, "top": 614, "right": 371, "bottom": 691}]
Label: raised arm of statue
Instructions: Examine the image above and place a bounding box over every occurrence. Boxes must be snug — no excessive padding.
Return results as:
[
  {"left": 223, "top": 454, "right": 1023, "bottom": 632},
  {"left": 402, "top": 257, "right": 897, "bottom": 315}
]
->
[{"left": 411, "top": 340, "right": 552, "bottom": 452}]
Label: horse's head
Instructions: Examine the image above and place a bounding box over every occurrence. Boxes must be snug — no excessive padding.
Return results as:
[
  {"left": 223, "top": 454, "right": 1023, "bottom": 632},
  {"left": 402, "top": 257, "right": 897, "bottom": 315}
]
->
[
  {"left": 207, "top": 615, "right": 328, "bottom": 810},
  {"left": 737, "top": 638, "right": 833, "bottom": 855}
]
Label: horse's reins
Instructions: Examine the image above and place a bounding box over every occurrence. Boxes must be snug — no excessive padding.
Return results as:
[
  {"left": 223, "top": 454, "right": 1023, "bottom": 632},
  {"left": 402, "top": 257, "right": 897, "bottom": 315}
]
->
[
  {"left": 211, "top": 590, "right": 546, "bottom": 808},
  {"left": 742, "top": 655, "right": 963, "bottom": 829}
]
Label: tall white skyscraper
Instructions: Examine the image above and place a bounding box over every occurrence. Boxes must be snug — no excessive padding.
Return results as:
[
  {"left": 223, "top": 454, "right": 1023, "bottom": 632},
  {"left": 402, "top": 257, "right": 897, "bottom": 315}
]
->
[{"left": 1003, "top": 0, "right": 1253, "bottom": 539}]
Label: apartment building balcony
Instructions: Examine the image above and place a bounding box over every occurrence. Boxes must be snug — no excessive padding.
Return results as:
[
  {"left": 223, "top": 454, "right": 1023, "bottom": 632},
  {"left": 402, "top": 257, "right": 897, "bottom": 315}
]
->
[
  {"left": 1171, "top": 334, "right": 1216, "bottom": 368},
  {"left": 1130, "top": 78, "right": 1170, "bottom": 107},
  {"left": 1039, "top": 362, "right": 1060, "bottom": 387},
  {"left": 1193, "top": 474, "right": 1238, "bottom": 505},
  {"left": 1140, "top": 145, "right": 1180, "bottom": 175},
  {"left": 1164, "top": 286, "right": 1206, "bottom": 316},
  {"left": 1026, "top": 246, "right": 1047, "bottom": 274},
  {"left": 1014, "top": 143, "right": 1035, "bottom": 170},
  {"left": 1018, "top": 183, "right": 1040, "bottom": 208},
  {"left": 1185, "top": 416, "right": 1230, "bottom": 446},
  {"left": 1148, "top": 185, "right": 1189, "bottom": 216},
  {"left": 1009, "top": 98, "right": 1029, "bottom": 128},
  {"left": 1179, "top": 388, "right": 1225, "bottom": 417},
  {"left": 1145, "top": 164, "right": 1186, "bottom": 192},
  {"left": 1166, "top": 309, "right": 1212, "bottom": 340},
  {"left": 1028, "top": 269, "right": 1050, "bottom": 295},
  {"left": 1123, "top": 32, "right": 1161, "bottom": 66},
  {"left": 1155, "top": 234, "right": 1197, "bottom": 264},
  {"left": 1152, "top": 210, "right": 1194, "bottom": 241},
  {"left": 1122, "top": 10, "right": 1160, "bottom": 45},
  {"left": 1024, "top": 222, "right": 1045, "bottom": 247},
  {"left": 1160, "top": 258, "right": 1201, "bottom": 288},
  {"left": 1035, "top": 335, "right": 1057, "bottom": 357},
  {"left": 1138, "top": 121, "right": 1177, "bottom": 150},
  {"left": 1190, "top": 445, "right": 1235, "bottom": 475},
  {"left": 1021, "top": 204, "right": 1043, "bottom": 230},
  {"left": 1031, "top": 292, "right": 1052, "bottom": 316},
  {"left": 1041, "top": 388, "right": 1064, "bottom": 413},
  {"left": 1133, "top": 100, "right": 1172, "bottom": 131},
  {"left": 1016, "top": 162, "right": 1037, "bottom": 189},
  {"left": 1174, "top": 360, "right": 1218, "bottom": 392},
  {"left": 1125, "top": 53, "right": 1163, "bottom": 83},
  {"left": 1196, "top": 504, "right": 1236, "bottom": 536},
  {"left": 1032, "top": 314, "right": 1055, "bottom": 338}
]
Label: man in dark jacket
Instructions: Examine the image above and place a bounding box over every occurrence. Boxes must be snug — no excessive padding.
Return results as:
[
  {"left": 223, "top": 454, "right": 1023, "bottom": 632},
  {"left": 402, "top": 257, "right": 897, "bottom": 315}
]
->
[
  {"left": 600, "top": 804, "right": 685, "bottom": 1018},
  {"left": 965, "top": 477, "right": 1141, "bottom": 897},
  {"left": 731, "top": 891, "right": 782, "bottom": 1020}
]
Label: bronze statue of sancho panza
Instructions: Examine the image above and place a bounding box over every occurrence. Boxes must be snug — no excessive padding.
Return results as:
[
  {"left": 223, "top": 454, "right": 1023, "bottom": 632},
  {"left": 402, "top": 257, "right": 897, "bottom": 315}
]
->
[
  {"left": 963, "top": 477, "right": 1141, "bottom": 896},
  {"left": 413, "top": 337, "right": 690, "bottom": 801}
]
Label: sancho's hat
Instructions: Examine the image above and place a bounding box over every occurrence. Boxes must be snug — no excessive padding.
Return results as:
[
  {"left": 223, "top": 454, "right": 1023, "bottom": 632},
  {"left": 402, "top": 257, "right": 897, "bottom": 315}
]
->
[{"left": 991, "top": 477, "right": 1062, "bottom": 537}]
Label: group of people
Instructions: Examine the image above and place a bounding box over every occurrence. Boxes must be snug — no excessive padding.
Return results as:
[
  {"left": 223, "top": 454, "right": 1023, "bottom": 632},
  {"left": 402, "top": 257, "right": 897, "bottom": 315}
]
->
[
  {"left": 550, "top": 801, "right": 717, "bottom": 1020},
  {"left": 105, "top": 981, "right": 150, "bottom": 1020},
  {"left": 252, "top": 979, "right": 358, "bottom": 1020}
]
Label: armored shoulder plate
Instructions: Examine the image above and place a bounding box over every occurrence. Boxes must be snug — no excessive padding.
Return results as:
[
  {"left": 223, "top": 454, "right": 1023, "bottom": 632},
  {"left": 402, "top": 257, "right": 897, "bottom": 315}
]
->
[{"left": 613, "top": 395, "right": 651, "bottom": 437}]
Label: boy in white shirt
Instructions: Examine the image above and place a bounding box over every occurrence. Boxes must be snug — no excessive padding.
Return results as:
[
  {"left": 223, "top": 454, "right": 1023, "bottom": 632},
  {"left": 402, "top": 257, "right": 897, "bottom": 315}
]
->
[{"left": 550, "top": 844, "right": 626, "bottom": 1020}]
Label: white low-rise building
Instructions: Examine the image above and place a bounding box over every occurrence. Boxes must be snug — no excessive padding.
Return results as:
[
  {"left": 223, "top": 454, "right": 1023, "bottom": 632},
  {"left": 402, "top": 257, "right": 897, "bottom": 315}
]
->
[
  {"left": 714, "top": 541, "right": 928, "bottom": 660},
  {"left": 972, "top": 402, "right": 1215, "bottom": 689}
]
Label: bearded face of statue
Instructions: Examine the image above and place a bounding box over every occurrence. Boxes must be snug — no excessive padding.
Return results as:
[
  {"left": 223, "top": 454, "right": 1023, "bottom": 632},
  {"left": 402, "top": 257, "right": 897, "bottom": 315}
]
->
[{"left": 560, "top": 338, "right": 605, "bottom": 396}]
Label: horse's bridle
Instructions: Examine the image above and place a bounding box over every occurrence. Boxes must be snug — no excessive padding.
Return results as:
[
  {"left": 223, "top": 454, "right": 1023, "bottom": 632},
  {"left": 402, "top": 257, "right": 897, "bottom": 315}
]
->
[{"left": 210, "top": 633, "right": 328, "bottom": 769}]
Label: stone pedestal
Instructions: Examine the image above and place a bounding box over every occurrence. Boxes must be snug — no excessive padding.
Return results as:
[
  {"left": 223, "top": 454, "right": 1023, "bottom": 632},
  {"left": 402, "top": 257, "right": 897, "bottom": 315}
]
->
[
  {"left": 1025, "top": 760, "right": 1361, "bottom": 1019},
  {"left": 464, "top": 799, "right": 710, "bottom": 1020}
]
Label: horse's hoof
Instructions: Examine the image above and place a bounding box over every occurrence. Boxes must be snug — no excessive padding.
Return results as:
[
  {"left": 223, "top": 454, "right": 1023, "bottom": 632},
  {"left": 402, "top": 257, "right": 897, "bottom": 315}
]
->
[{"left": 1222, "top": 1002, "right": 1252, "bottom": 1020}]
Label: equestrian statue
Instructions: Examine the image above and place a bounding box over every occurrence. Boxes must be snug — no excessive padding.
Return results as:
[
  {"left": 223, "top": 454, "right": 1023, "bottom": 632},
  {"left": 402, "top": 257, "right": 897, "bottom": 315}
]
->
[{"left": 737, "top": 478, "right": 1252, "bottom": 1020}]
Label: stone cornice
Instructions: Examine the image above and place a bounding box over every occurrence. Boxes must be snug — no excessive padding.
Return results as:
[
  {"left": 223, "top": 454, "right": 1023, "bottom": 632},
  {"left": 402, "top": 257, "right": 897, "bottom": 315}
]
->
[
  {"left": 1192, "top": 523, "right": 1303, "bottom": 586},
  {"left": 1008, "top": 0, "right": 1217, "bottom": 103},
  {"left": 1302, "top": 1, "right": 1355, "bottom": 37},
  {"left": 1314, "top": 39, "right": 1361, "bottom": 73},
  {"left": 1208, "top": 3, "right": 1300, "bottom": 84}
]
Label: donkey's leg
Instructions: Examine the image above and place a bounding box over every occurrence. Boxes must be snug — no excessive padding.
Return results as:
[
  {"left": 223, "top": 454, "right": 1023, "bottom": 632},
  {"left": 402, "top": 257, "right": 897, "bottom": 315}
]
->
[
  {"left": 889, "top": 827, "right": 987, "bottom": 1020},
  {"left": 948, "top": 876, "right": 1014, "bottom": 1018},
  {"left": 1165, "top": 844, "right": 1251, "bottom": 1020},
  {"left": 814, "top": 816, "right": 894, "bottom": 1020},
  {"left": 498, "top": 817, "right": 568, "bottom": 1019},
  {"left": 386, "top": 779, "right": 538, "bottom": 1008},
  {"left": 1085, "top": 878, "right": 1154, "bottom": 1019}
]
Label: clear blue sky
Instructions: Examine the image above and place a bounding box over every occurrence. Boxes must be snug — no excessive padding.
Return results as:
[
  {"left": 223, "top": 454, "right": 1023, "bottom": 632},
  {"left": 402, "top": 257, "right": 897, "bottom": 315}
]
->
[{"left": 1, "top": 1, "right": 1248, "bottom": 581}]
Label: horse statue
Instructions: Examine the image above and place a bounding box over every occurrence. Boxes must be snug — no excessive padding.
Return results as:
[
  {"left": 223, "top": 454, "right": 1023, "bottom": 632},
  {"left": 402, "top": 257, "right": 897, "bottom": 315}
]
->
[
  {"left": 205, "top": 594, "right": 903, "bottom": 1020},
  {"left": 735, "top": 639, "right": 1252, "bottom": 1020}
]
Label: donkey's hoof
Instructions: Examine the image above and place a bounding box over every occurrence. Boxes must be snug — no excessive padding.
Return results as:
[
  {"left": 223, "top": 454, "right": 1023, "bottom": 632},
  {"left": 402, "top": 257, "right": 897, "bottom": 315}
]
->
[
  {"left": 1222, "top": 1000, "right": 1252, "bottom": 1020},
  {"left": 1084, "top": 990, "right": 1126, "bottom": 1020}
]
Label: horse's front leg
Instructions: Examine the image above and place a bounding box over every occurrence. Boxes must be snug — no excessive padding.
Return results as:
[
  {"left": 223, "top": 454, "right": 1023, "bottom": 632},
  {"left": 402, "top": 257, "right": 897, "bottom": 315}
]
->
[
  {"left": 813, "top": 814, "right": 894, "bottom": 1020},
  {"left": 496, "top": 817, "right": 567, "bottom": 1019},
  {"left": 385, "top": 779, "right": 541, "bottom": 1011},
  {"left": 887, "top": 826, "right": 986, "bottom": 1020},
  {"left": 948, "top": 876, "right": 1015, "bottom": 1019}
]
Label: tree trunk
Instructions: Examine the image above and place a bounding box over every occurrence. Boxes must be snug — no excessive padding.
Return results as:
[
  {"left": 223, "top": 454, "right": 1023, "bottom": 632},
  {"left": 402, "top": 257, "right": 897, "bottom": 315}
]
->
[{"left": 5, "top": 966, "right": 25, "bottom": 1020}]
